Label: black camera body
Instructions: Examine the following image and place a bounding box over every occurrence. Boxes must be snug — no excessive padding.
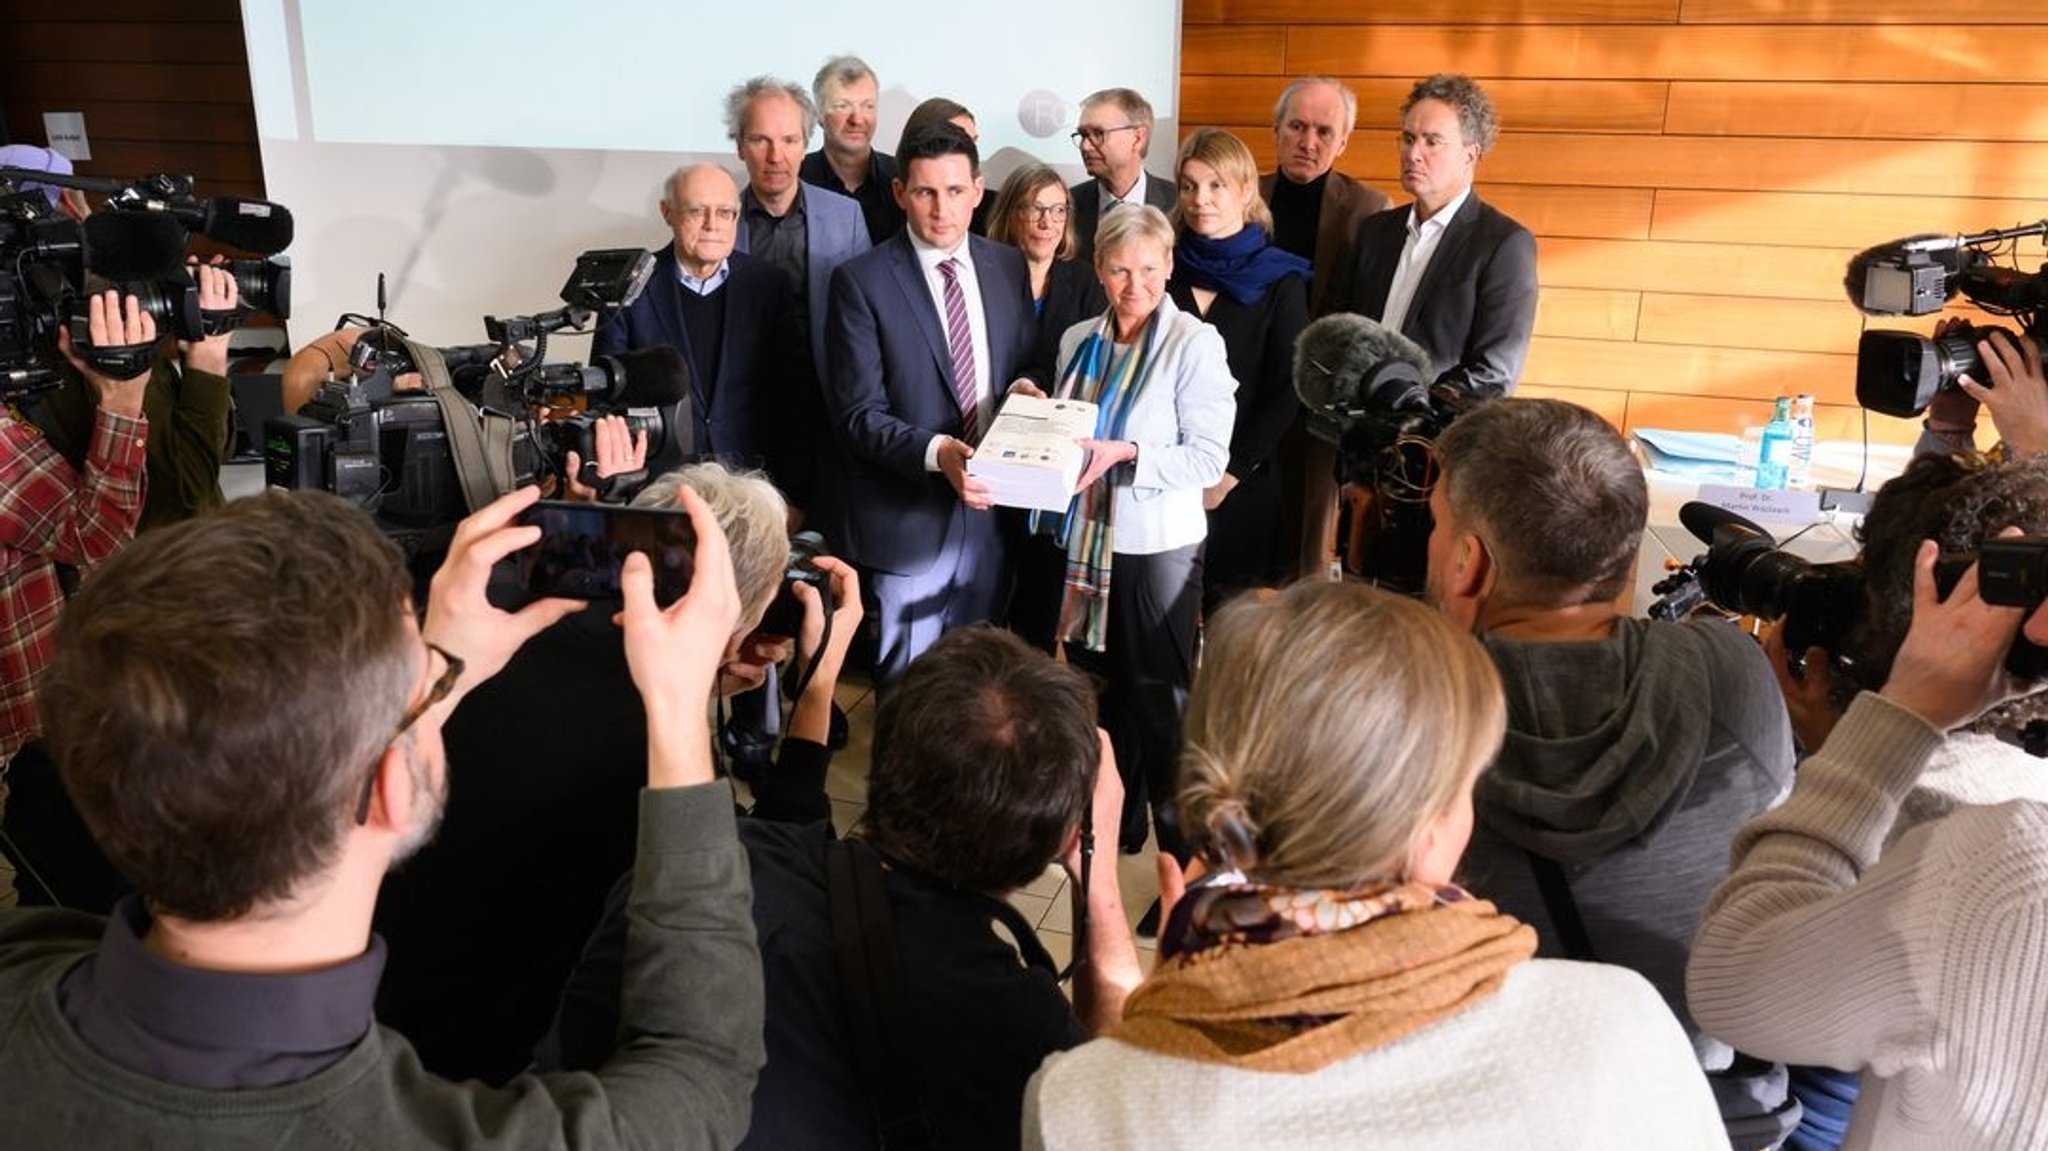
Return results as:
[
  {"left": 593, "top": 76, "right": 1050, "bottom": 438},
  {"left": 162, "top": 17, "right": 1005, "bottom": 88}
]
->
[
  {"left": 756, "top": 531, "right": 835, "bottom": 640},
  {"left": 265, "top": 250, "right": 671, "bottom": 544},
  {"left": 0, "top": 169, "right": 292, "bottom": 399},
  {"left": 1849, "top": 225, "right": 2048, "bottom": 418}
]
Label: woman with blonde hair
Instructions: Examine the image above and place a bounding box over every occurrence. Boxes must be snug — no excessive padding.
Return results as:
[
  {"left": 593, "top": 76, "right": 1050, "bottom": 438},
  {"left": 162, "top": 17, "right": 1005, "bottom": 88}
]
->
[
  {"left": 1169, "top": 127, "right": 1309, "bottom": 613},
  {"left": 1023, "top": 581, "right": 1724, "bottom": 1150}
]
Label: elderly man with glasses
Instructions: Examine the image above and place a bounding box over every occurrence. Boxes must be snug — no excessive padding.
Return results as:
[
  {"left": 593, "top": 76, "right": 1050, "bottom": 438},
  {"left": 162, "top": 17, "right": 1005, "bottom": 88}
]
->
[
  {"left": 0, "top": 483, "right": 768, "bottom": 1148},
  {"left": 1068, "top": 87, "right": 1176, "bottom": 262}
]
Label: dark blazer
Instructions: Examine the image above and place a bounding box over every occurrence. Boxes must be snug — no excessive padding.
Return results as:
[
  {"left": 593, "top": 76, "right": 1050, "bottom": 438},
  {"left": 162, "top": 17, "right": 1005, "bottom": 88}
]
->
[
  {"left": 735, "top": 183, "right": 872, "bottom": 379},
  {"left": 1069, "top": 172, "right": 1178, "bottom": 262},
  {"left": 1327, "top": 191, "right": 1538, "bottom": 399},
  {"left": 824, "top": 233, "right": 1036, "bottom": 574},
  {"left": 1259, "top": 170, "right": 1389, "bottom": 317},
  {"left": 1028, "top": 257, "right": 1107, "bottom": 383},
  {"left": 592, "top": 246, "right": 818, "bottom": 502}
]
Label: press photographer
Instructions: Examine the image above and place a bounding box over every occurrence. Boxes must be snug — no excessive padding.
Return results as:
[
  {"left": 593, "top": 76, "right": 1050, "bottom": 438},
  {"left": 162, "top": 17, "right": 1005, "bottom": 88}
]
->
[{"left": 1689, "top": 451, "right": 2048, "bottom": 1150}]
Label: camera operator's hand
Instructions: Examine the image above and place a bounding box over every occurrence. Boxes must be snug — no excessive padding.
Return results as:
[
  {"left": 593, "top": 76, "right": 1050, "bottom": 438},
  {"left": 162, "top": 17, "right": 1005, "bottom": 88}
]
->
[
  {"left": 56, "top": 290, "right": 155, "bottom": 419},
  {"left": 1762, "top": 622, "right": 1843, "bottom": 752},
  {"left": 717, "top": 634, "right": 793, "bottom": 698},
  {"left": 937, "top": 436, "right": 994, "bottom": 511},
  {"left": 562, "top": 415, "right": 649, "bottom": 503},
  {"left": 179, "top": 257, "right": 239, "bottom": 377},
  {"left": 619, "top": 485, "right": 742, "bottom": 789},
  {"left": 1878, "top": 539, "right": 2028, "bottom": 732},
  {"left": 1960, "top": 329, "right": 2048, "bottom": 459},
  {"left": 422, "top": 485, "right": 585, "bottom": 704},
  {"left": 1061, "top": 729, "right": 1127, "bottom": 885},
  {"left": 787, "top": 558, "right": 862, "bottom": 746}
]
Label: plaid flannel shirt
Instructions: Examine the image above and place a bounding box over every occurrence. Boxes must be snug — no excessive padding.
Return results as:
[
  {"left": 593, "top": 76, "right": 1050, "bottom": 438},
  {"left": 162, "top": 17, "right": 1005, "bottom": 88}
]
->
[{"left": 1, "top": 404, "right": 147, "bottom": 761}]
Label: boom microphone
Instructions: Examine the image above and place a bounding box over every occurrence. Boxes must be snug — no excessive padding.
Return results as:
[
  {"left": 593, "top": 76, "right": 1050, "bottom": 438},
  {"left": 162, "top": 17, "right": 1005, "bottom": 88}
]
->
[
  {"left": 1293, "top": 312, "right": 1434, "bottom": 428},
  {"left": 194, "top": 196, "right": 294, "bottom": 255}
]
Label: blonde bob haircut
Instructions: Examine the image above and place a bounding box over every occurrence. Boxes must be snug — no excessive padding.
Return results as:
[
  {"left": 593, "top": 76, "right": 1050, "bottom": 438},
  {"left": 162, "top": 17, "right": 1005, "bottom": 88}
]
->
[
  {"left": 1092, "top": 204, "right": 1175, "bottom": 270},
  {"left": 1171, "top": 127, "right": 1274, "bottom": 235},
  {"left": 1179, "top": 581, "right": 1506, "bottom": 889},
  {"left": 632, "top": 462, "right": 790, "bottom": 634}
]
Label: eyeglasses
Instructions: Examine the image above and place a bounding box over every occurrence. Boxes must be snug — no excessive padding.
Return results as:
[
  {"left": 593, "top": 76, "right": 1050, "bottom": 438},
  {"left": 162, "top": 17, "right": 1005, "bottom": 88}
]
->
[
  {"left": 1021, "top": 202, "right": 1070, "bottom": 221},
  {"left": 1071, "top": 124, "right": 1141, "bottom": 147},
  {"left": 354, "top": 642, "right": 464, "bottom": 825},
  {"left": 677, "top": 204, "right": 740, "bottom": 225}
]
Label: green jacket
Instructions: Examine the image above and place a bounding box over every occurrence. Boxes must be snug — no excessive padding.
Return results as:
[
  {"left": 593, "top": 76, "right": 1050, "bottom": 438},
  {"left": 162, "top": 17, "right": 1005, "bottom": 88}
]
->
[
  {"left": 37, "top": 352, "right": 232, "bottom": 530},
  {"left": 0, "top": 782, "right": 765, "bottom": 1150}
]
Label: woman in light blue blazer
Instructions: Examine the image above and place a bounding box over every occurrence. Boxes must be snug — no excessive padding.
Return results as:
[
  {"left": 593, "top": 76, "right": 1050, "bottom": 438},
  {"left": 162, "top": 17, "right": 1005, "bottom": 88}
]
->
[{"left": 1011, "top": 204, "right": 1236, "bottom": 882}]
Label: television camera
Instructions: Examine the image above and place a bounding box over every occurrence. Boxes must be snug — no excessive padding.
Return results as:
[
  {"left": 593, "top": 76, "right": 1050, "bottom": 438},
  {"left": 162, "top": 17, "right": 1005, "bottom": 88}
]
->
[
  {"left": 1848, "top": 219, "right": 2048, "bottom": 417},
  {"left": 1293, "top": 312, "right": 1476, "bottom": 592},
  {"left": 0, "top": 166, "right": 292, "bottom": 397},
  {"left": 265, "top": 249, "right": 687, "bottom": 553}
]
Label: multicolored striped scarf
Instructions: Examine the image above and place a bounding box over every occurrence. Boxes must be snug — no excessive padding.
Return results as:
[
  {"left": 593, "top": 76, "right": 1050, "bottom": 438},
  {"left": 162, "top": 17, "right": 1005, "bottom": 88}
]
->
[{"left": 1041, "top": 308, "right": 1162, "bottom": 652}]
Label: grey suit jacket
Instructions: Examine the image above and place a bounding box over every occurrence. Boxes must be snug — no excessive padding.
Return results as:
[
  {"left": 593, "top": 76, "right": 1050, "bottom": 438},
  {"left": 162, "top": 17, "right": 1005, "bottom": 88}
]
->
[
  {"left": 1259, "top": 169, "right": 1390, "bottom": 317},
  {"left": 1069, "top": 172, "right": 1178, "bottom": 263},
  {"left": 735, "top": 182, "right": 872, "bottom": 379}
]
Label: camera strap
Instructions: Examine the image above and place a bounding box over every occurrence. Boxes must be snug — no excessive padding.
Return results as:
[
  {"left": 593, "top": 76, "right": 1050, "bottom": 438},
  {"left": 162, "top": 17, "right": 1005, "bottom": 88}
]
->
[{"left": 404, "top": 335, "right": 517, "bottom": 512}]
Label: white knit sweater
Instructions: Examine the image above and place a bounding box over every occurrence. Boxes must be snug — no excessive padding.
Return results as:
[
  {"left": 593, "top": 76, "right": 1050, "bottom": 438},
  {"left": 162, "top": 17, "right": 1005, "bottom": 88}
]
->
[
  {"left": 1689, "top": 692, "right": 2048, "bottom": 1150},
  {"left": 1022, "top": 959, "right": 1724, "bottom": 1150}
]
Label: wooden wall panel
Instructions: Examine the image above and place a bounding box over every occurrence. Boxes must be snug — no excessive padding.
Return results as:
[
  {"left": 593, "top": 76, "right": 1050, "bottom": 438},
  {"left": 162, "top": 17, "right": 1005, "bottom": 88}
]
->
[
  {"left": 1225, "top": 0, "right": 1678, "bottom": 23},
  {"left": 1665, "top": 82, "right": 2048, "bottom": 142},
  {"left": 0, "top": 9, "right": 263, "bottom": 199},
  {"left": 1636, "top": 294, "right": 1864, "bottom": 355},
  {"left": 1621, "top": 394, "right": 1920, "bottom": 447},
  {"left": 1680, "top": 0, "right": 2045, "bottom": 24},
  {"left": 1538, "top": 239, "right": 1855, "bottom": 301},
  {"left": 1535, "top": 288, "right": 1641, "bottom": 341},
  {"left": 1650, "top": 190, "right": 2048, "bottom": 250},
  {"left": 1182, "top": 76, "right": 1669, "bottom": 134},
  {"left": 1523, "top": 336, "right": 1857, "bottom": 405},
  {"left": 1284, "top": 27, "right": 2048, "bottom": 83},
  {"left": 1181, "top": 27, "right": 1286, "bottom": 75}
]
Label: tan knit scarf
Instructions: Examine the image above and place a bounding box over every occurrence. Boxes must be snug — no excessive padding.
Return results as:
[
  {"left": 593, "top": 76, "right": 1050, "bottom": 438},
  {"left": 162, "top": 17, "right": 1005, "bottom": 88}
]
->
[{"left": 1112, "top": 882, "right": 1537, "bottom": 1073}]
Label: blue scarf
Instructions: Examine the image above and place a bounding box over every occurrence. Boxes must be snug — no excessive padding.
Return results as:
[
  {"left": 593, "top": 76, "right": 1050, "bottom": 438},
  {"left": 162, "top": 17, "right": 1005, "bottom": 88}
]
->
[{"left": 1174, "top": 225, "right": 1310, "bottom": 307}]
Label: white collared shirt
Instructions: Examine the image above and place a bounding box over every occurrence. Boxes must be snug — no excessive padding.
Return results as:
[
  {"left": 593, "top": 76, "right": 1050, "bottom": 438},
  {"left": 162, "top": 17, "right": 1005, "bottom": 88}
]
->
[
  {"left": 1381, "top": 184, "right": 1473, "bottom": 334},
  {"left": 1104, "top": 169, "right": 1152, "bottom": 214},
  {"left": 675, "top": 254, "right": 731, "bottom": 297},
  {"left": 907, "top": 232, "right": 992, "bottom": 471}
]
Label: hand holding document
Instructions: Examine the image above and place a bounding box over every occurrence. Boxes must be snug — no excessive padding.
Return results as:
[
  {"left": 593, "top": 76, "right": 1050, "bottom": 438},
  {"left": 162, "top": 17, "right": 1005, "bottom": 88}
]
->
[{"left": 966, "top": 394, "right": 1101, "bottom": 512}]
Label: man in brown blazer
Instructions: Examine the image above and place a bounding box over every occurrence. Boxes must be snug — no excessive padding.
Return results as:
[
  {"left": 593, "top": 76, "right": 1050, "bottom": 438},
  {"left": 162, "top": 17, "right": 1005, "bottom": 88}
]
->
[{"left": 1260, "top": 76, "right": 1390, "bottom": 577}]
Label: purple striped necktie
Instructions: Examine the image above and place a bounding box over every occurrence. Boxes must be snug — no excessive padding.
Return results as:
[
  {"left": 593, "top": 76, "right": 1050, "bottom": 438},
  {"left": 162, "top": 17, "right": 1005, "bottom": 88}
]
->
[{"left": 939, "top": 257, "right": 979, "bottom": 443}]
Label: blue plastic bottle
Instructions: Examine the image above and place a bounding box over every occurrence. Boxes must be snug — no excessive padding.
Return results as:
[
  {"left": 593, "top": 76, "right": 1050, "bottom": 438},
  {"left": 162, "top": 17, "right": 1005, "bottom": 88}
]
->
[{"left": 1755, "top": 397, "right": 1793, "bottom": 491}]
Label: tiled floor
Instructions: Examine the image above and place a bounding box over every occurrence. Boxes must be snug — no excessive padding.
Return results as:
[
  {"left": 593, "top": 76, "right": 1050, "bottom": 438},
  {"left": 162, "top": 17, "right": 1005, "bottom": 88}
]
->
[{"left": 796, "top": 674, "right": 1162, "bottom": 973}]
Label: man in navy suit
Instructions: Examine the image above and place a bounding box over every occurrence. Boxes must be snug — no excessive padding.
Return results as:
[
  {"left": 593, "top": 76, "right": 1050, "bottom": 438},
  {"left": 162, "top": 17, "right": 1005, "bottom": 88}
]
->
[
  {"left": 1068, "top": 88, "right": 1177, "bottom": 263},
  {"left": 726, "top": 76, "right": 872, "bottom": 382},
  {"left": 593, "top": 162, "right": 819, "bottom": 769},
  {"left": 824, "top": 122, "right": 1035, "bottom": 690},
  {"left": 1327, "top": 73, "right": 1537, "bottom": 401},
  {"left": 594, "top": 163, "right": 815, "bottom": 504}
]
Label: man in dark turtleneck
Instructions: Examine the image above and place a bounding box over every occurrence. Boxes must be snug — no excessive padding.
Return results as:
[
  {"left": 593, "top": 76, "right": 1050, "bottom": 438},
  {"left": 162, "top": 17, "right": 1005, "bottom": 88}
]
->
[
  {"left": 1260, "top": 77, "right": 1388, "bottom": 318},
  {"left": 1260, "top": 76, "right": 1390, "bottom": 578}
]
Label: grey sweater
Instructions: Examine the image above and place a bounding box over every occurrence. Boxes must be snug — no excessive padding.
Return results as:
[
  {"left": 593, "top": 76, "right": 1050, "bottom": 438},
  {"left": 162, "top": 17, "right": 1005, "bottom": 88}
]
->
[
  {"left": 1458, "top": 617, "right": 1794, "bottom": 1032},
  {"left": 0, "top": 782, "right": 764, "bottom": 1150}
]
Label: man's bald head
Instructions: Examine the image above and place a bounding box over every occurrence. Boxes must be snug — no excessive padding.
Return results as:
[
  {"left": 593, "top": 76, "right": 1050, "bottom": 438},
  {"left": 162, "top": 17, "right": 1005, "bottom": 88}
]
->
[{"left": 658, "top": 164, "right": 743, "bottom": 278}]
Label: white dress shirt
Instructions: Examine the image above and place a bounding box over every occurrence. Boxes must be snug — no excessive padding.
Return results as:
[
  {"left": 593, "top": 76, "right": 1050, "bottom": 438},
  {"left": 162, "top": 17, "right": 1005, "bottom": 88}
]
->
[
  {"left": 907, "top": 232, "right": 992, "bottom": 471},
  {"left": 1104, "top": 169, "right": 1153, "bottom": 214},
  {"left": 1381, "top": 184, "right": 1473, "bottom": 334},
  {"left": 675, "top": 255, "right": 731, "bottom": 297}
]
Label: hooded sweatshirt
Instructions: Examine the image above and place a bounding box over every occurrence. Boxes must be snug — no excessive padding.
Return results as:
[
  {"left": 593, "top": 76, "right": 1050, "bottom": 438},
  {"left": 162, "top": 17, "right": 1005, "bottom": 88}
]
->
[{"left": 1457, "top": 616, "right": 1794, "bottom": 1032}]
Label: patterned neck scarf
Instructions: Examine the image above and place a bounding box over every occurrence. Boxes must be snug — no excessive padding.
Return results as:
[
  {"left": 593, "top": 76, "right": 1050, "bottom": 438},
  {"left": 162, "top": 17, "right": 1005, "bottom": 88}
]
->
[
  {"left": 1040, "top": 307, "right": 1162, "bottom": 652},
  {"left": 1114, "top": 874, "right": 1536, "bottom": 1072}
]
